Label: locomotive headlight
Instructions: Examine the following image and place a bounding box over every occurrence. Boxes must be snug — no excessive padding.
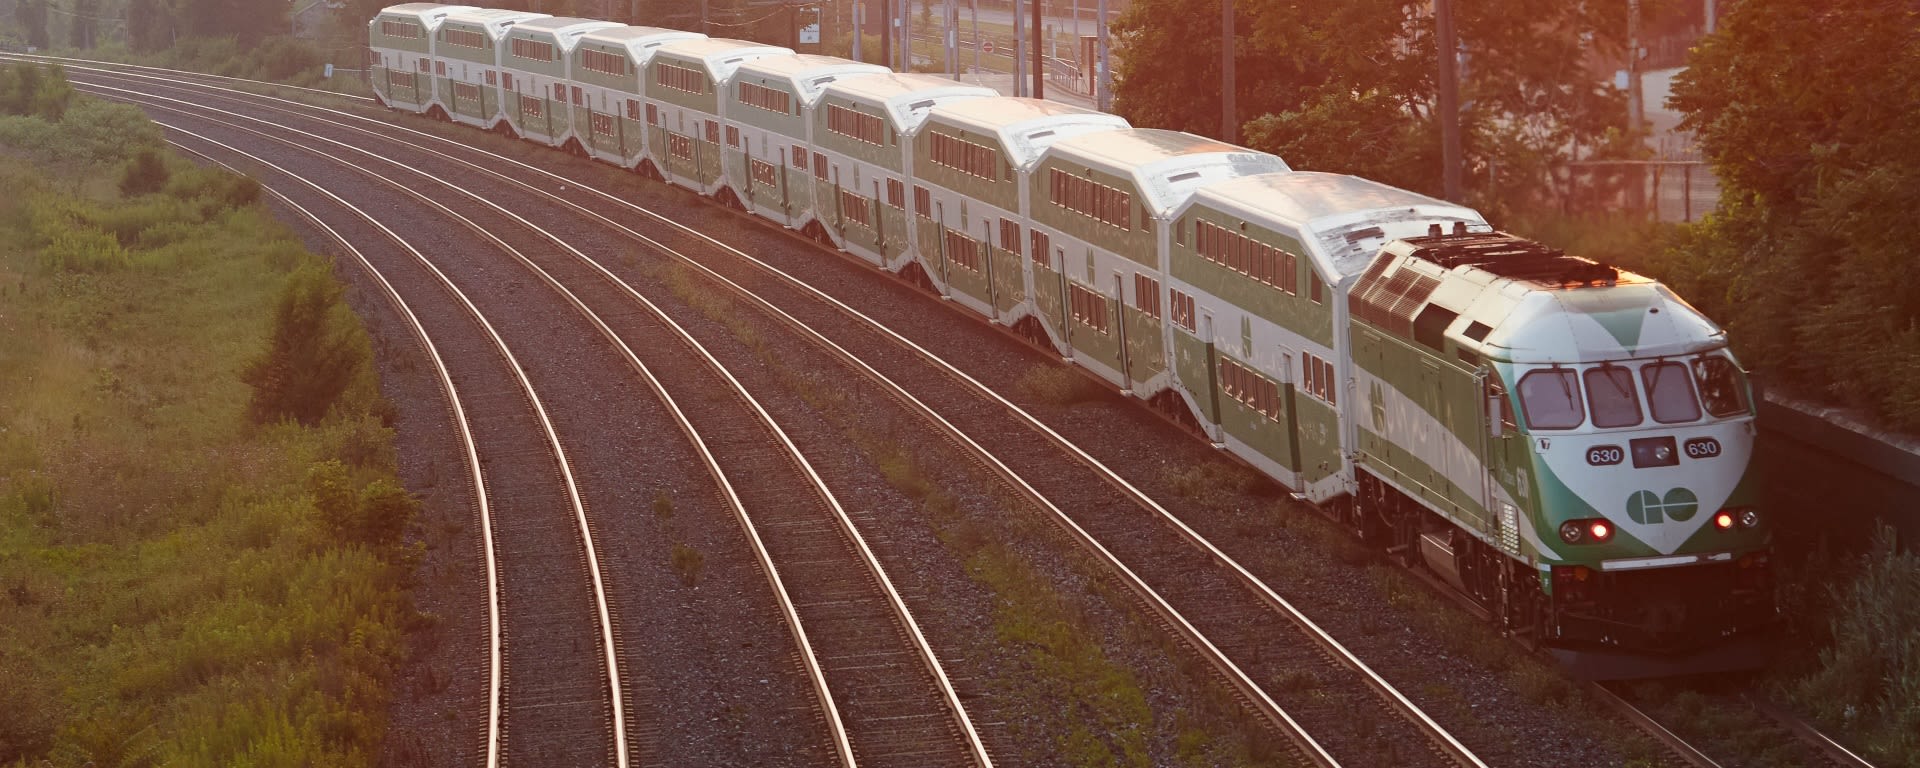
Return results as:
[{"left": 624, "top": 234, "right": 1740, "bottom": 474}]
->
[
  {"left": 1655, "top": 444, "right": 1674, "bottom": 462},
  {"left": 1739, "top": 508, "right": 1762, "bottom": 529},
  {"left": 1714, "top": 511, "right": 1736, "bottom": 530},
  {"left": 1558, "top": 519, "right": 1613, "bottom": 544}
]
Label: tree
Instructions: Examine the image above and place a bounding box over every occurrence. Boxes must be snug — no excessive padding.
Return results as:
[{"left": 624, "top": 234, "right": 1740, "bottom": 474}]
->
[
  {"left": 68, "top": 0, "right": 97, "bottom": 48},
  {"left": 1110, "top": 0, "right": 1637, "bottom": 208},
  {"left": 180, "top": 0, "right": 285, "bottom": 43},
  {"left": 126, "top": 0, "right": 173, "bottom": 52},
  {"left": 14, "top": 0, "right": 50, "bottom": 49},
  {"left": 1663, "top": 0, "right": 1920, "bottom": 426}
]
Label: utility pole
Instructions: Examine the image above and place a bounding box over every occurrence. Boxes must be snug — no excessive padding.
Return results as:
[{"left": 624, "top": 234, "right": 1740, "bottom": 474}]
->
[
  {"left": 1032, "top": 0, "right": 1043, "bottom": 99},
  {"left": 1627, "top": 0, "right": 1643, "bottom": 132},
  {"left": 701, "top": 0, "right": 709, "bottom": 35},
  {"left": 1221, "top": 0, "right": 1234, "bottom": 142},
  {"left": 1627, "top": 0, "right": 1645, "bottom": 211},
  {"left": 901, "top": 0, "right": 910, "bottom": 70},
  {"left": 947, "top": 0, "right": 958, "bottom": 79},
  {"left": 854, "top": 0, "right": 863, "bottom": 61},
  {"left": 1095, "top": 0, "right": 1109, "bottom": 110},
  {"left": 1013, "top": 0, "right": 1025, "bottom": 96},
  {"left": 970, "top": 0, "right": 979, "bottom": 80},
  {"left": 1435, "top": 0, "right": 1461, "bottom": 201},
  {"left": 880, "top": 0, "right": 890, "bottom": 69}
]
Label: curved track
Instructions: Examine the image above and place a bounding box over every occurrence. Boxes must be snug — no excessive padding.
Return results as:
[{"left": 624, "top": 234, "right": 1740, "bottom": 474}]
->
[
  {"left": 125, "top": 87, "right": 992, "bottom": 767},
  {"left": 156, "top": 129, "right": 624, "bottom": 765}
]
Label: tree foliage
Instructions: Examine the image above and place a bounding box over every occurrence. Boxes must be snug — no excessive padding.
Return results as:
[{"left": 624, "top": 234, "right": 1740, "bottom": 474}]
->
[
  {"left": 0, "top": 61, "right": 73, "bottom": 120},
  {"left": 1661, "top": 0, "right": 1920, "bottom": 426},
  {"left": 242, "top": 265, "right": 371, "bottom": 426},
  {"left": 179, "top": 0, "right": 287, "bottom": 44},
  {"left": 126, "top": 0, "right": 176, "bottom": 52},
  {"left": 1110, "top": 0, "right": 1684, "bottom": 210},
  {"left": 67, "top": 0, "right": 98, "bottom": 48},
  {"left": 13, "top": 0, "right": 49, "bottom": 49}
]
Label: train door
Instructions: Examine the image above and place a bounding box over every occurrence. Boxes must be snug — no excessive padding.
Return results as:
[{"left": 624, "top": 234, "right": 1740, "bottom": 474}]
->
[
  {"left": 1114, "top": 271, "right": 1131, "bottom": 392},
  {"left": 1201, "top": 312, "right": 1222, "bottom": 442},
  {"left": 935, "top": 200, "right": 950, "bottom": 291},
  {"left": 1281, "top": 348, "right": 1302, "bottom": 474}
]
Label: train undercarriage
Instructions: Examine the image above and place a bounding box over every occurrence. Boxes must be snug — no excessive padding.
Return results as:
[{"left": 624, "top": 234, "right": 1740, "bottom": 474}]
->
[{"left": 1348, "top": 472, "right": 1777, "bottom": 679}]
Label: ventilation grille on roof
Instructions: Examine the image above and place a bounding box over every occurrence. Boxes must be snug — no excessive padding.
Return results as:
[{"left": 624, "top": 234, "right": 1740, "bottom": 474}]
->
[
  {"left": 909, "top": 99, "right": 936, "bottom": 110},
  {"left": 1351, "top": 256, "right": 1439, "bottom": 339},
  {"left": 1168, "top": 171, "right": 1200, "bottom": 182}
]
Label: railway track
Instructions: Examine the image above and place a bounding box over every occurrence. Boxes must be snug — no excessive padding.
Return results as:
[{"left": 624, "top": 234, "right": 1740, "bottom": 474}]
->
[
  {"left": 1589, "top": 682, "right": 1881, "bottom": 768},
  {"left": 156, "top": 131, "right": 627, "bottom": 765},
  {"left": 42, "top": 62, "right": 1506, "bottom": 766},
  {"left": 129, "top": 92, "right": 994, "bottom": 767}
]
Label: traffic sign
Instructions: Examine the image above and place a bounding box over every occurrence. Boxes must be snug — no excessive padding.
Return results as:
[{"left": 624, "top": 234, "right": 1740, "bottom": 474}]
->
[{"left": 981, "top": 40, "right": 995, "bottom": 55}]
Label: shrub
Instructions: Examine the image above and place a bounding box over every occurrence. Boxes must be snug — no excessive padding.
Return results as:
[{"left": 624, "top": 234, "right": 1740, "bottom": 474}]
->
[
  {"left": 242, "top": 266, "right": 370, "bottom": 426},
  {"left": 1791, "top": 527, "right": 1920, "bottom": 763},
  {"left": 119, "top": 149, "right": 171, "bottom": 197},
  {"left": 308, "top": 461, "right": 416, "bottom": 549},
  {"left": 0, "top": 62, "right": 73, "bottom": 120},
  {"left": 670, "top": 543, "right": 704, "bottom": 587}
]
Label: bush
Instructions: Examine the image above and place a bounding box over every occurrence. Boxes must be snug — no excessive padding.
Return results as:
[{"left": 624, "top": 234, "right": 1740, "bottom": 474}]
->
[
  {"left": 242, "top": 266, "right": 370, "bottom": 426},
  {"left": 0, "top": 62, "right": 73, "bottom": 120},
  {"left": 1791, "top": 527, "right": 1920, "bottom": 764},
  {"left": 119, "top": 149, "right": 171, "bottom": 197}
]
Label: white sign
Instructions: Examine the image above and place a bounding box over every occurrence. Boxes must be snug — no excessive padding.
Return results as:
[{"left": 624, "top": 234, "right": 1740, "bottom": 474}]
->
[
  {"left": 799, "top": 23, "right": 820, "bottom": 44},
  {"left": 324, "top": 63, "right": 335, "bottom": 79}
]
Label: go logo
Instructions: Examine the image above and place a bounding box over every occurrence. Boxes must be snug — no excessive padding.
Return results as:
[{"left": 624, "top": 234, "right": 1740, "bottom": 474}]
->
[{"left": 1626, "top": 488, "right": 1697, "bottom": 524}]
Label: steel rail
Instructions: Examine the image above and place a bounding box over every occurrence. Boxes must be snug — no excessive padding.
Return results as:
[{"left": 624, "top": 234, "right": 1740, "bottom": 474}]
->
[
  {"left": 1589, "top": 682, "right": 1723, "bottom": 768},
  {"left": 123, "top": 91, "right": 983, "bottom": 768},
  {"left": 1749, "top": 698, "right": 1880, "bottom": 768},
  {"left": 62, "top": 64, "right": 1487, "bottom": 767},
  {"left": 153, "top": 124, "right": 625, "bottom": 768}
]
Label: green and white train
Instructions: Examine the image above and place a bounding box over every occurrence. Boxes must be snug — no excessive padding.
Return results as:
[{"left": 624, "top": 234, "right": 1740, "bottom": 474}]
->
[{"left": 370, "top": 3, "right": 1774, "bottom": 677}]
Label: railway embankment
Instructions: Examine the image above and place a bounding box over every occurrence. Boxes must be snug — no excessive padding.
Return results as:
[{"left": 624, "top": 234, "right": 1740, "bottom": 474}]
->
[{"left": 0, "top": 68, "right": 415, "bottom": 765}]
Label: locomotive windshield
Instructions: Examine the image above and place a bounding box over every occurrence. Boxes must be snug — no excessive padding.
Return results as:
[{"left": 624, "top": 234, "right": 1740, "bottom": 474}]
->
[
  {"left": 1518, "top": 368, "right": 1583, "bottom": 429},
  {"left": 1643, "top": 361, "right": 1701, "bottom": 423},
  {"left": 1694, "top": 355, "right": 1752, "bottom": 417},
  {"left": 1583, "top": 366, "right": 1643, "bottom": 428},
  {"left": 1515, "top": 354, "right": 1751, "bottom": 431}
]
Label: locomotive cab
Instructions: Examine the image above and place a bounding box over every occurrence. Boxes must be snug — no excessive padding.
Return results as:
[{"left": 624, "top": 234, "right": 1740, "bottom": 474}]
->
[{"left": 1355, "top": 231, "right": 1775, "bottom": 678}]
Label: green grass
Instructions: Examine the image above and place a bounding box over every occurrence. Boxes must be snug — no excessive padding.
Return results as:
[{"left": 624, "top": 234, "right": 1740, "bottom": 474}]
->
[{"left": 0, "top": 80, "right": 414, "bottom": 766}]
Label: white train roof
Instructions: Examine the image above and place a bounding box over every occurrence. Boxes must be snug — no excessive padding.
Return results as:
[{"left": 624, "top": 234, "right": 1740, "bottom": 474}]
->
[
  {"left": 576, "top": 26, "right": 706, "bottom": 62},
  {"left": 1047, "top": 128, "right": 1288, "bottom": 216},
  {"left": 1367, "top": 235, "right": 1726, "bottom": 363},
  {"left": 654, "top": 38, "right": 795, "bottom": 80},
  {"left": 733, "top": 55, "right": 890, "bottom": 106},
  {"left": 510, "top": 17, "right": 623, "bottom": 43},
  {"left": 377, "top": 4, "right": 475, "bottom": 23},
  {"left": 925, "top": 97, "right": 1129, "bottom": 171},
  {"left": 820, "top": 73, "right": 997, "bottom": 133},
  {"left": 1189, "top": 172, "right": 1489, "bottom": 283},
  {"left": 442, "top": 8, "right": 548, "bottom": 35}
]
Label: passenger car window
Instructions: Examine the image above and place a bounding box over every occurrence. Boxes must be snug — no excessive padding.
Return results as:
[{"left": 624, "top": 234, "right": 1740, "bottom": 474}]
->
[
  {"left": 1584, "top": 365, "right": 1643, "bottom": 428},
  {"left": 1694, "top": 355, "right": 1751, "bottom": 417},
  {"left": 1518, "top": 369, "right": 1583, "bottom": 430},
  {"left": 1642, "top": 361, "right": 1701, "bottom": 423}
]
